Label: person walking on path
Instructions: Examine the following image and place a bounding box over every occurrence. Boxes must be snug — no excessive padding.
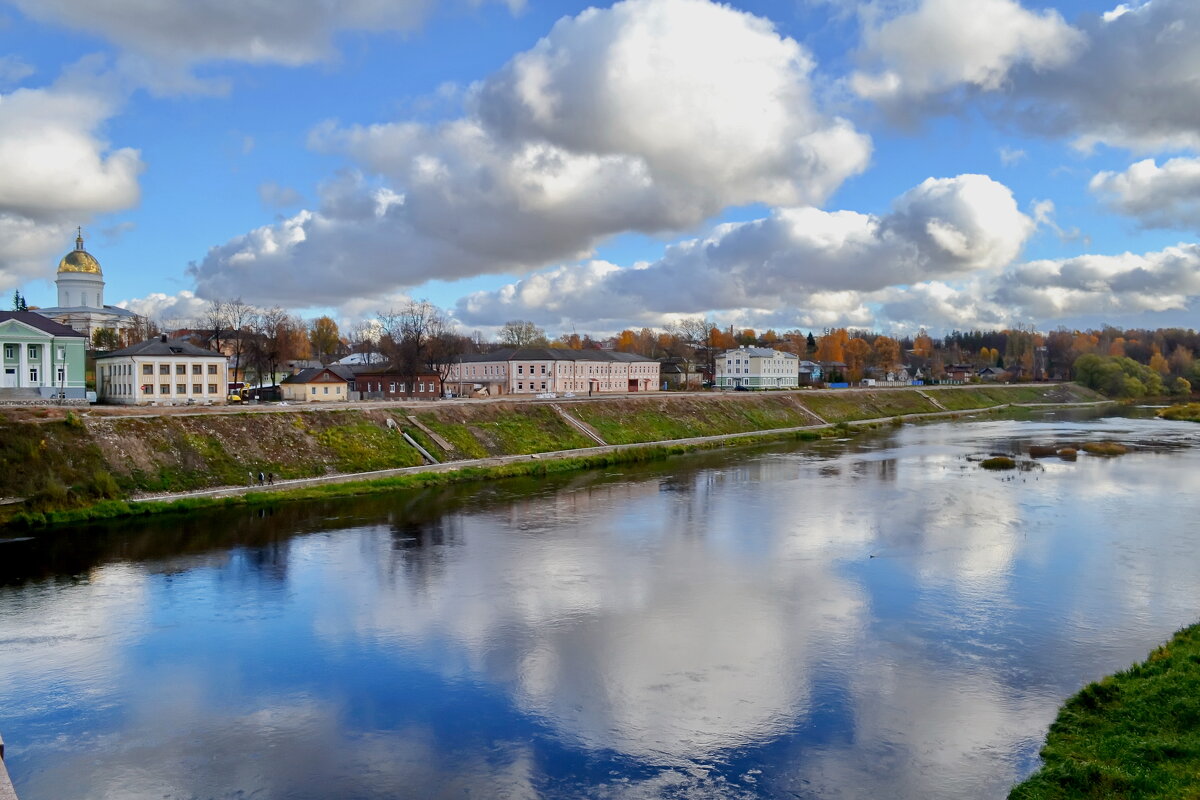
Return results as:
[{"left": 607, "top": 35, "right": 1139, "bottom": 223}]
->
[
  {"left": 258, "top": 471, "right": 265, "bottom": 486},
  {"left": 248, "top": 471, "right": 254, "bottom": 486},
  {"left": 267, "top": 472, "right": 274, "bottom": 486}
]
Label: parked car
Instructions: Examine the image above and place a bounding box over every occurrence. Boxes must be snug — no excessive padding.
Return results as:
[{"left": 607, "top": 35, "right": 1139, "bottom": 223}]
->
[
  {"left": 563, "top": 392, "right": 576, "bottom": 398},
  {"left": 536, "top": 392, "right": 557, "bottom": 399},
  {"left": 734, "top": 385, "right": 750, "bottom": 391}
]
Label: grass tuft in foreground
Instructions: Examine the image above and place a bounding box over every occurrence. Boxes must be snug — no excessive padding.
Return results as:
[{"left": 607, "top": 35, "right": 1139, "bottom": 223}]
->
[{"left": 1009, "top": 624, "right": 1200, "bottom": 800}]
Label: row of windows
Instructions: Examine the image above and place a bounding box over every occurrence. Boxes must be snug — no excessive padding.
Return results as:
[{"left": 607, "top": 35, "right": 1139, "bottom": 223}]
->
[
  {"left": 129, "top": 383, "right": 220, "bottom": 396},
  {"left": 101, "top": 362, "right": 220, "bottom": 376},
  {"left": 360, "top": 381, "right": 438, "bottom": 394},
  {"left": 3, "top": 344, "right": 66, "bottom": 361},
  {"left": 16, "top": 366, "right": 66, "bottom": 383}
]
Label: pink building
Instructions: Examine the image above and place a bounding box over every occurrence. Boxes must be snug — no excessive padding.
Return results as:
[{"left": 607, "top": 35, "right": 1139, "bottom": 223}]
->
[{"left": 447, "top": 348, "right": 661, "bottom": 396}]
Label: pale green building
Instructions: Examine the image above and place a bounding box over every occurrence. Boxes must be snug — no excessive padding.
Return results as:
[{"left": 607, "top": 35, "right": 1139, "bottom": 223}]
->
[{"left": 0, "top": 312, "right": 88, "bottom": 399}]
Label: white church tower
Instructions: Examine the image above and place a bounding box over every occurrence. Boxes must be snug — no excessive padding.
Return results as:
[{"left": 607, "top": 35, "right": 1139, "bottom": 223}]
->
[{"left": 56, "top": 227, "right": 106, "bottom": 309}]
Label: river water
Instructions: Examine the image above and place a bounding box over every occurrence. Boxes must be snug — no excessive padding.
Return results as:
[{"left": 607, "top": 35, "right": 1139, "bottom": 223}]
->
[{"left": 2, "top": 410, "right": 1199, "bottom": 799}]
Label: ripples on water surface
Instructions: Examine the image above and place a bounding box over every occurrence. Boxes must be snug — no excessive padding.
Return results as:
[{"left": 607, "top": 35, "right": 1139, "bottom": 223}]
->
[{"left": 2, "top": 410, "right": 1199, "bottom": 799}]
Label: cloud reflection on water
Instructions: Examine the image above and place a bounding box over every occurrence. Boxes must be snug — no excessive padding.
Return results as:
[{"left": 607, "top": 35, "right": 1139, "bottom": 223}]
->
[{"left": 4, "top": 415, "right": 1200, "bottom": 799}]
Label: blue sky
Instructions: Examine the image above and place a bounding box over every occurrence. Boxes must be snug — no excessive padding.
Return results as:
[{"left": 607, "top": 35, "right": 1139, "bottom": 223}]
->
[{"left": 2, "top": 0, "right": 1198, "bottom": 336}]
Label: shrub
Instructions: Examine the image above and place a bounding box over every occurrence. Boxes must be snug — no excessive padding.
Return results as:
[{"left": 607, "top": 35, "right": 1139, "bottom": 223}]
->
[
  {"left": 1082, "top": 441, "right": 1128, "bottom": 456},
  {"left": 981, "top": 456, "right": 1016, "bottom": 470}
]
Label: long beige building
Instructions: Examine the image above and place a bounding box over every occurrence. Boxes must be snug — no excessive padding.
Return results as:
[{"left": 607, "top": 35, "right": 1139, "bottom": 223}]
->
[
  {"left": 95, "top": 335, "right": 228, "bottom": 405},
  {"left": 448, "top": 348, "right": 661, "bottom": 396}
]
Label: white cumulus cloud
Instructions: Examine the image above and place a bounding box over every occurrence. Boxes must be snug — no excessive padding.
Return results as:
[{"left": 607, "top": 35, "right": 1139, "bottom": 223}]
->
[
  {"left": 188, "top": 0, "right": 872, "bottom": 307},
  {"left": 1090, "top": 157, "right": 1200, "bottom": 231},
  {"left": 454, "top": 174, "right": 1033, "bottom": 329},
  {"left": 851, "top": 0, "right": 1083, "bottom": 102},
  {"left": 0, "top": 79, "right": 142, "bottom": 292}
]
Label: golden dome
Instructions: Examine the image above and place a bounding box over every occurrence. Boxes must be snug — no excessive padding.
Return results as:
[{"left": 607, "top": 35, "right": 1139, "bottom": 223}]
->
[{"left": 57, "top": 229, "right": 102, "bottom": 275}]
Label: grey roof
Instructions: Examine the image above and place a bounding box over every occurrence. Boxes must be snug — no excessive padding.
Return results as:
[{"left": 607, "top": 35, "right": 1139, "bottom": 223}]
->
[
  {"left": 0, "top": 311, "right": 86, "bottom": 337},
  {"left": 35, "top": 305, "right": 138, "bottom": 318},
  {"left": 721, "top": 347, "right": 799, "bottom": 359},
  {"left": 95, "top": 336, "right": 221, "bottom": 359},
  {"left": 281, "top": 365, "right": 358, "bottom": 384},
  {"left": 457, "top": 347, "right": 658, "bottom": 363}
]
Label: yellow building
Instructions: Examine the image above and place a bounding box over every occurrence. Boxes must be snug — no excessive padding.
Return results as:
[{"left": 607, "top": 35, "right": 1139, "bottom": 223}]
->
[
  {"left": 95, "top": 335, "right": 228, "bottom": 405},
  {"left": 280, "top": 367, "right": 351, "bottom": 402}
]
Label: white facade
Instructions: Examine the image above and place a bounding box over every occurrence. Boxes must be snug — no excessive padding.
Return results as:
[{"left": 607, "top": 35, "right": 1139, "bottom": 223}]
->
[
  {"left": 448, "top": 349, "right": 660, "bottom": 396},
  {"left": 716, "top": 347, "right": 800, "bottom": 389},
  {"left": 96, "top": 340, "right": 228, "bottom": 405}
]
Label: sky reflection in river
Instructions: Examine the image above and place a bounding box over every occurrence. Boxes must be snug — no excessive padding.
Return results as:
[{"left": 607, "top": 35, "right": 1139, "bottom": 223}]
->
[{"left": 2, "top": 411, "right": 1200, "bottom": 799}]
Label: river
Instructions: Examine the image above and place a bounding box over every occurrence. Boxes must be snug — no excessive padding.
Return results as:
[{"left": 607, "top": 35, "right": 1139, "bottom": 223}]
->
[{"left": 2, "top": 409, "right": 1198, "bottom": 799}]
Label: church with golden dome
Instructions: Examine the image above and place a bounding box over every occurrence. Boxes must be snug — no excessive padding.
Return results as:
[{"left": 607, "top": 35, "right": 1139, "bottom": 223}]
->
[{"left": 34, "top": 229, "right": 138, "bottom": 345}]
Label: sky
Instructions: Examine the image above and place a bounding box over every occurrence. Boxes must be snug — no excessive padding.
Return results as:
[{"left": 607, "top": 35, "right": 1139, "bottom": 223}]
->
[{"left": 2, "top": 0, "right": 1199, "bottom": 338}]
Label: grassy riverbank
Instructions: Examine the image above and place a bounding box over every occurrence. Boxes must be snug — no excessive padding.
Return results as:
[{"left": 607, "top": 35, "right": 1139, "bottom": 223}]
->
[
  {"left": 1010, "top": 624, "right": 1200, "bottom": 799},
  {"left": 0, "top": 384, "right": 1103, "bottom": 528},
  {"left": 4, "top": 427, "right": 830, "bottom": 529}
]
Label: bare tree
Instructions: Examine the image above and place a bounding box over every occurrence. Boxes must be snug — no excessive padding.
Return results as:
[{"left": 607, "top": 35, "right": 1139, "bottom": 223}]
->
[
  {"left": 499, "top": 320, "right": 547, "bottom": 348},
  {"left": 347, "top": 320, "right": 381, "bottom": 363},
  {"left": 246, "top": 306, "right": 291, "bottom": 387},
  {"left": 424, "top": 311, "right": 467, "bottom": 396},
  {"left": 225, "top": 298, "right": 254, "bottom": 385},
  {"left": 378, "top": 300, "right": 464, "bottom": 393},
  {"left": 203, "top": 299, "right": 229, "bottom": 354},
  {"left": 665, "top": 317, "right": 712, "bottom": 384}
]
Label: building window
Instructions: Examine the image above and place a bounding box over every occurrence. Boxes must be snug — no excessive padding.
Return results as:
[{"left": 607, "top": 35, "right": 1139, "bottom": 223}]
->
[
  {"left": 144, "top": 384, "right": 153, "bottom": 394},
  {"left": 57, "top": 347, "right": 65, "bottom": 360},
  {"left": 518, "top": 365, "right": 524, "bottom": 374},
  {"left": 541, "top": 365, "right": 546, "bottom": 374},
  {"left": 399, "top": 383, "right": 406, "bottom": 392},
  {"left": 208, "top": 364, "right": 218, "bottom": 374},
  {"left": 177, "top": 383, "right": 186, "bottom": 394},
  {"left": 176, "top": 364, "right": 186, "bottom": 374},
  {"left": 160, "top": 383, "right": 170, "bottom": 394},
  {"left": 192, "top": 364, "right": 202, "bottom": 374},
  {"left": 389, "top": 382, "right": 397, "bottom": 393},
  {"left": 143, "top": 364, "right": 153, "bottom": 375},
  {"left": 160, "top": 364, "right": 170, "bottom": 374},
  {"left": 3, "top": 345, "right": 13, "bottom": 359},
  {"left": 311, "top": 387, "right": 317, "bottom": 395},
  {"left": 208, "top": 384, "right": 217, "bottom": 394},
  {"left": 193, "top": 384, "right": 202, "bottom": 394},
  {"left": 518, "top": 382, "right": 524, "bottom": 390},
  {"left": 57, "top": 368, "right": 65, "bottom": 383},
  {"left": 323, "top": 386, "right": 329, "bottom": 394},
  {"left": 28, "top": 345, "right": 40, "bottom": 359},
  {"left": 29, "top": 367, "right": 39, "bottom": 382}
]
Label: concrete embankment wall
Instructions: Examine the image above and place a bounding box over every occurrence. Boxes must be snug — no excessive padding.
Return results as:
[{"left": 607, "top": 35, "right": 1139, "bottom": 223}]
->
[{"left": 0, "top": 384, "right": 1102, "bottom": 514}]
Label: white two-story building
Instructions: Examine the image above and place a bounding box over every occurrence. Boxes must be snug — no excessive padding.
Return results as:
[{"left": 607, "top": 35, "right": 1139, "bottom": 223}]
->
[
  {"left": 95, "top": 335, "right": 228, "bottom": 405},
  {"left": 716, "top": 346, "right": 800, "bottom": 389}
]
